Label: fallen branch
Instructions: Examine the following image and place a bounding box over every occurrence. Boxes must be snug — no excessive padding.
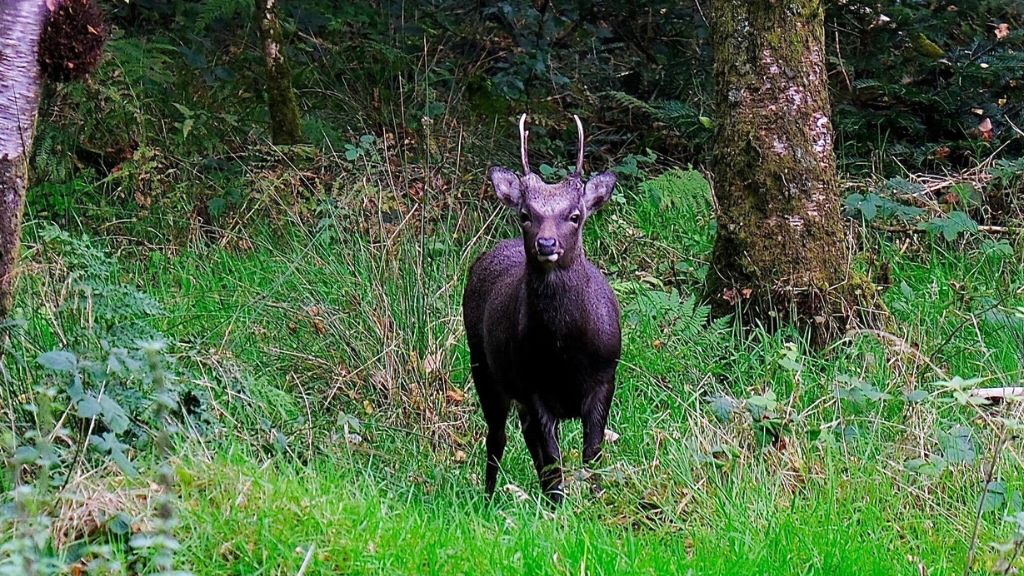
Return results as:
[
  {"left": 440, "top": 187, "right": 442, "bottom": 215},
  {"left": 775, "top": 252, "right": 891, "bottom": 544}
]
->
[
  {"left": 968, "top": 387, "right": 1024, "bottom": 402},
  {"left": 845, "top": 328, "right": 949, "bottom": 380},
  {"left": 869, "top": 222, "right": 1016, "bottom": 235}
]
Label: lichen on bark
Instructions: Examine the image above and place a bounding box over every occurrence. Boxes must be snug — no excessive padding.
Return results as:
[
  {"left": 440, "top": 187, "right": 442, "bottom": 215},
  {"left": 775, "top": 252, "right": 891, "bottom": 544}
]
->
[
  {"left": 0, "top": 0, "right": 49, "bottom": 322},
  {"left": 705, "top": 0, "right": 878, "bottom": 344}
]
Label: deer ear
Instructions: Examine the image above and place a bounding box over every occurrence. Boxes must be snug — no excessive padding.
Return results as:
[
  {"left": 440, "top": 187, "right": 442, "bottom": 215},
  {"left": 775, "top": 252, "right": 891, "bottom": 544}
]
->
[
  {"left": 489, "top": 166, "right": 521, "bottom": 207},
  {"left": 583, "top": 172, "right": 616, "bottom": 212}
]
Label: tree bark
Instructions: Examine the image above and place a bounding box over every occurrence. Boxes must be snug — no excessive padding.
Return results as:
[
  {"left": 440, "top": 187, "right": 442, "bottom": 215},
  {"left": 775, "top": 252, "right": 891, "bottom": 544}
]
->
[
  {"left": 256, "top": 0, "right": 303, "bottom": 145},
  {"left": 705, "top": 0, "right": 872, "bottom": 344},
  {"left": 0, "top": 0, "right": 48, "bottom": 322}
]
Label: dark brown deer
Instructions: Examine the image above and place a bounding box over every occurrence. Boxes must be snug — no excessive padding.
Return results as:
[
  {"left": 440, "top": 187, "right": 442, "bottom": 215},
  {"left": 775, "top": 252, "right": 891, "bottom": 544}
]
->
[{"left": 462, "top": 114, "right": 621, "bottom": 504}]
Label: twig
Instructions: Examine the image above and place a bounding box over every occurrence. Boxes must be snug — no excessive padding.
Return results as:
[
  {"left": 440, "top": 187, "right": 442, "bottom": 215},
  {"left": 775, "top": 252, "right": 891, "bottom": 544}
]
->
[
  {"left": 931, "top": 287, "right": 1024, "bottom": 359},
  {"left": 964, "top": 427, "right": 1011, "bottom": 576},
  {"left": 869, "top": 222, "right": 1016, "bottom": 235},
  {"left": 296, "top": 543, "right": 315, "bottom": 576},
  {"left": 845, "top": 329, "right": 949, "bottom": 380}
]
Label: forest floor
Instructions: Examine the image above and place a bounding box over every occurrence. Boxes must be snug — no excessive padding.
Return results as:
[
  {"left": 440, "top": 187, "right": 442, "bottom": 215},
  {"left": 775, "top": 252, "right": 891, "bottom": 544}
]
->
[{"left": 10, "top": 159, "right": 1024, "bottom": 574}]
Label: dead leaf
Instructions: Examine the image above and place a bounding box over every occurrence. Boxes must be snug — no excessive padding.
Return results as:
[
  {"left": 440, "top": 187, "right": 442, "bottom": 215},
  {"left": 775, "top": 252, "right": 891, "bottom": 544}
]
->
[
  {"left": 995, "top": 23, "right": 1010, "bottom": 41},
  {"left": 445, "top": 388, "right": 466, "bottom": 404},
  {"left": 722, "top": 288, "right": 738, "bottom": 305},
  {"left": 306, "top": 306, "right": 327, "bottom": 336},
  {"left": 422, "top": 351, "right": 443, "bottom": 374},
  {"left": 604, "top": 429, "right": 620, "bottom": 443},
  {"left": 503, "top": 484, "right": 530, "bottom": 501},
  {"left": 454, "top": 450, "right": 467, "bottom": 463},
  {"left": 978, "top": 117, "right": 994, "bottom": 141}
]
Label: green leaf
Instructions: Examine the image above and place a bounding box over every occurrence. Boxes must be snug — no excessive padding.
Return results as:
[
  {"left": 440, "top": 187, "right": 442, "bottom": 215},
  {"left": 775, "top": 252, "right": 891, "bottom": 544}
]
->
[
  {"left": 708, "top": 394, "right": 737, "bottom": 422},
  {"left": 905, "top": 455, "right": 947, "bottom": 477},
  {"left": 835, "top": 374, "right": 892, "bottom": 406},
  {"left": 76, "top": 395, "right": 103, "bottom": 419},
  {"left": 778, "top": 357, "right": 803, "bottom": 372},
  {"left": 38, "top": 350, "right": 77, "bottom": 372},
  {"left": 90, "top": 433, "right": 138, "bottom": 477},
  {"left": 920, "top": 211, "right": 978, "bottom": 241},
  {"left": 905, "top": 390, "right": 929, "bottom": 403},
  {"left": 938, "top": 425, "right": 976, "bottom": 464},
  {"left": 107, "top": 512, "right": 132, "bottom": 535},
  {"left": 344, "top": 147, "right": 360, "bottom": 161},
  {"left": 982, "top": 481, "right": 1007, "bottom": 513},
  {"left": 99, "top": 395, "right": 130, "bottom": 434},
  {"left": 13, "top": 445, "right": 39, "bottom": 465}
]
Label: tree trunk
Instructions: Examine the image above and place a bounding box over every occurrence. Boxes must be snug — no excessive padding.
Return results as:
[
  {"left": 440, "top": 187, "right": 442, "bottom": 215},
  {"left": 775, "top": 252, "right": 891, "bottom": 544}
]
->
[
  {"left": 0, "top": 0, "right": 48, "bottom": 322},
  {"left": 705, "top": 0, "right": 871, "bottom": 344},
  {"left": 256, "top": 0, "right": 302, "bottom": 145}
]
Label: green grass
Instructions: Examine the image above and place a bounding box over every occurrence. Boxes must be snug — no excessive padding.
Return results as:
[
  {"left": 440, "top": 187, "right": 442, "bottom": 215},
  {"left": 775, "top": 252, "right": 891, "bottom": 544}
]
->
[{"left": 5, "top": 168, "right": 1024, "bottom": 575}]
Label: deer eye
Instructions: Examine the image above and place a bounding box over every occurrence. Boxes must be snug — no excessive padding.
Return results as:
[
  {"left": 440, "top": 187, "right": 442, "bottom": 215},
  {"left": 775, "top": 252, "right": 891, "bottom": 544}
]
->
[
  {"left": 569, "top": 212, "right": 581, "bottom": 224},
  {"left": 519, "top": 210, "right": 531, "bottom": 224}
]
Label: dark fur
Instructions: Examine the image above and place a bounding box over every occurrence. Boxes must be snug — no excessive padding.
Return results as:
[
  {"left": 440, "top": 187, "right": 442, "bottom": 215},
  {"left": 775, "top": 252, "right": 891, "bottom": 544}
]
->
[{"left": 462, "top": 167, "right": 621, "bottom": 504}]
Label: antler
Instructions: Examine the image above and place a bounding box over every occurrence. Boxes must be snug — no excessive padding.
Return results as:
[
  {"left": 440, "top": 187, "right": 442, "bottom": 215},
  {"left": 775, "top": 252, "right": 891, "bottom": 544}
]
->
[
  {"left": 572, "top": 114, "right": 584, "bottom": 175},
  {"left": 519, "top": 113, "right": 530, "bottom": 175}
]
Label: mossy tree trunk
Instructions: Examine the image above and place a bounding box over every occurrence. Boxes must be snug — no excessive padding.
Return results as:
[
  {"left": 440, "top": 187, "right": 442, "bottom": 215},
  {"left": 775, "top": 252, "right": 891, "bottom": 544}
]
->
[
  {"left": 705, "top": 0, "right": 869, "bottom": 343},
  {"left": 0, "top": 0, "right": 49, "bottom": 322},
  {"left": 256, "top": 0, "right": 303, "bottom": 145}
]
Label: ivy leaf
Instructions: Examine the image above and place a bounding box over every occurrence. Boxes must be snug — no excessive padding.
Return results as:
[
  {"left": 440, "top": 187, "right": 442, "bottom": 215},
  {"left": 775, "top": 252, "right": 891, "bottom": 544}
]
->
[{"left": 38, "top": 350, "right": 77, "bottom": 372}]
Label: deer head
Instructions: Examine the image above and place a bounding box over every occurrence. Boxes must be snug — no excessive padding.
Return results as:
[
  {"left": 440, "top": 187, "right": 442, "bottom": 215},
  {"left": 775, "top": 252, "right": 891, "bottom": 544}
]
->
[{"left": 489, "top": 114, "right": 616, "bottom": 269}]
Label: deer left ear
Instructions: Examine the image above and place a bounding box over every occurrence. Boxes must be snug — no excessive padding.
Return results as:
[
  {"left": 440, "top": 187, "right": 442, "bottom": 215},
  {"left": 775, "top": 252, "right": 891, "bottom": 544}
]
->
[{"left": 583, "top": 172, "right": 616, "bottom": 212}]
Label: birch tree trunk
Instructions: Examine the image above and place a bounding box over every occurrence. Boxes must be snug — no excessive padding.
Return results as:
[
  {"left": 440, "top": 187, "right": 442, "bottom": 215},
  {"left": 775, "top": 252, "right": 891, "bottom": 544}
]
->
[
  {"left": 256, "top": 0, "right": 303, "bottom": 145},
  {"left": 705, "top": 0, "right": 872, "bottom": 344},
  {"left": 0, "top": 0, "right": 48, "bottom": 321}
]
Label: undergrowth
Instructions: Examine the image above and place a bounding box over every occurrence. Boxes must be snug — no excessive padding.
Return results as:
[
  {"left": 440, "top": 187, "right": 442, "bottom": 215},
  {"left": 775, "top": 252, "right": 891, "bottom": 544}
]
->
[{"left": 4, "top": 163, "right": 1024, "bottom": 574}]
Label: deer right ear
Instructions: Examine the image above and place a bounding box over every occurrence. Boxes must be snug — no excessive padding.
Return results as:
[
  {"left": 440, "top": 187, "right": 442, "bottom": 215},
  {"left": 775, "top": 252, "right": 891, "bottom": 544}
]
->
[{"left": 489, "top": 166, "right": 521, "bottom": 207}]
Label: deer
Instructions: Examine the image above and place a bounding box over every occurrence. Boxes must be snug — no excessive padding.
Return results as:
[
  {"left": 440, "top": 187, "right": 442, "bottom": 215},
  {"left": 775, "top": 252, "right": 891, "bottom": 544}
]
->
[{"left": 462, "top": 113, "right": 621, "bottom": 504}]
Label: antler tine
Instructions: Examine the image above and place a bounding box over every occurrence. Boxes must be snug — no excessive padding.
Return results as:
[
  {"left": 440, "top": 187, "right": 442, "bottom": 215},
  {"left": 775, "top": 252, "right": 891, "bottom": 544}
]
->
[
  {"left": 572, "top": 114, "right": 584, "bottom": 176},
  {"left": 519, "top": 113, "right": 530, "bottom": 175}
]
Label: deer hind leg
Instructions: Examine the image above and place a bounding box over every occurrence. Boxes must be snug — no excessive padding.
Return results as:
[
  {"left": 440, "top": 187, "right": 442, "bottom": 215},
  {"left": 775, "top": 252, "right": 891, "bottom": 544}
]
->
[{"left": 474, "top": 370, "right": 509, "bottom": 497}]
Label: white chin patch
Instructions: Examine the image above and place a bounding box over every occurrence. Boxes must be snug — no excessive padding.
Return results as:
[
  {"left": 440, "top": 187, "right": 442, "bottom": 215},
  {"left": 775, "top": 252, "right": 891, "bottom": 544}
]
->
[{"left": 538, "top": 254, "right": 559, "bottom": 263}]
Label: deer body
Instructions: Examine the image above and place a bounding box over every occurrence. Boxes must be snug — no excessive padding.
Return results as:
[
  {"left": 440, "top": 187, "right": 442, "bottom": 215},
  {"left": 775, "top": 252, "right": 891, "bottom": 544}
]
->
[{"left": 462, "top": 115, "right": 621, "bottom": 503}]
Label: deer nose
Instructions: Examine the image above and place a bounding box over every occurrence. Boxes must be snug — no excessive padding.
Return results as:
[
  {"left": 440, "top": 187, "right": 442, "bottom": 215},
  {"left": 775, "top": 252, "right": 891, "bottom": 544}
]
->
[{"left": 536, "top": 237, "right": 558, "bottom": 256}]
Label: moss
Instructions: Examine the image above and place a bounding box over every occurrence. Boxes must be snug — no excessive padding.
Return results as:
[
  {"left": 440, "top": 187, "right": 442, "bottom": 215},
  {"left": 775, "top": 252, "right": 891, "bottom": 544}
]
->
[
  {"left": 705, "top": 0, "right": 878, "bottom": 345},
  {"left": 256, "top": 0, "right": 303, "bottom": 145},
  {"left": 0, "top": 159, "right": 28, "bottom": 321}
]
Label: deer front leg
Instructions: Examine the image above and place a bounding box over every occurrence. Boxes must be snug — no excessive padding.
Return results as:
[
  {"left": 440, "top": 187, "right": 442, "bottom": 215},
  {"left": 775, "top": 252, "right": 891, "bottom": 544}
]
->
[{"left": 520, "top": 402, "right": 563, "bottom": 504}]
